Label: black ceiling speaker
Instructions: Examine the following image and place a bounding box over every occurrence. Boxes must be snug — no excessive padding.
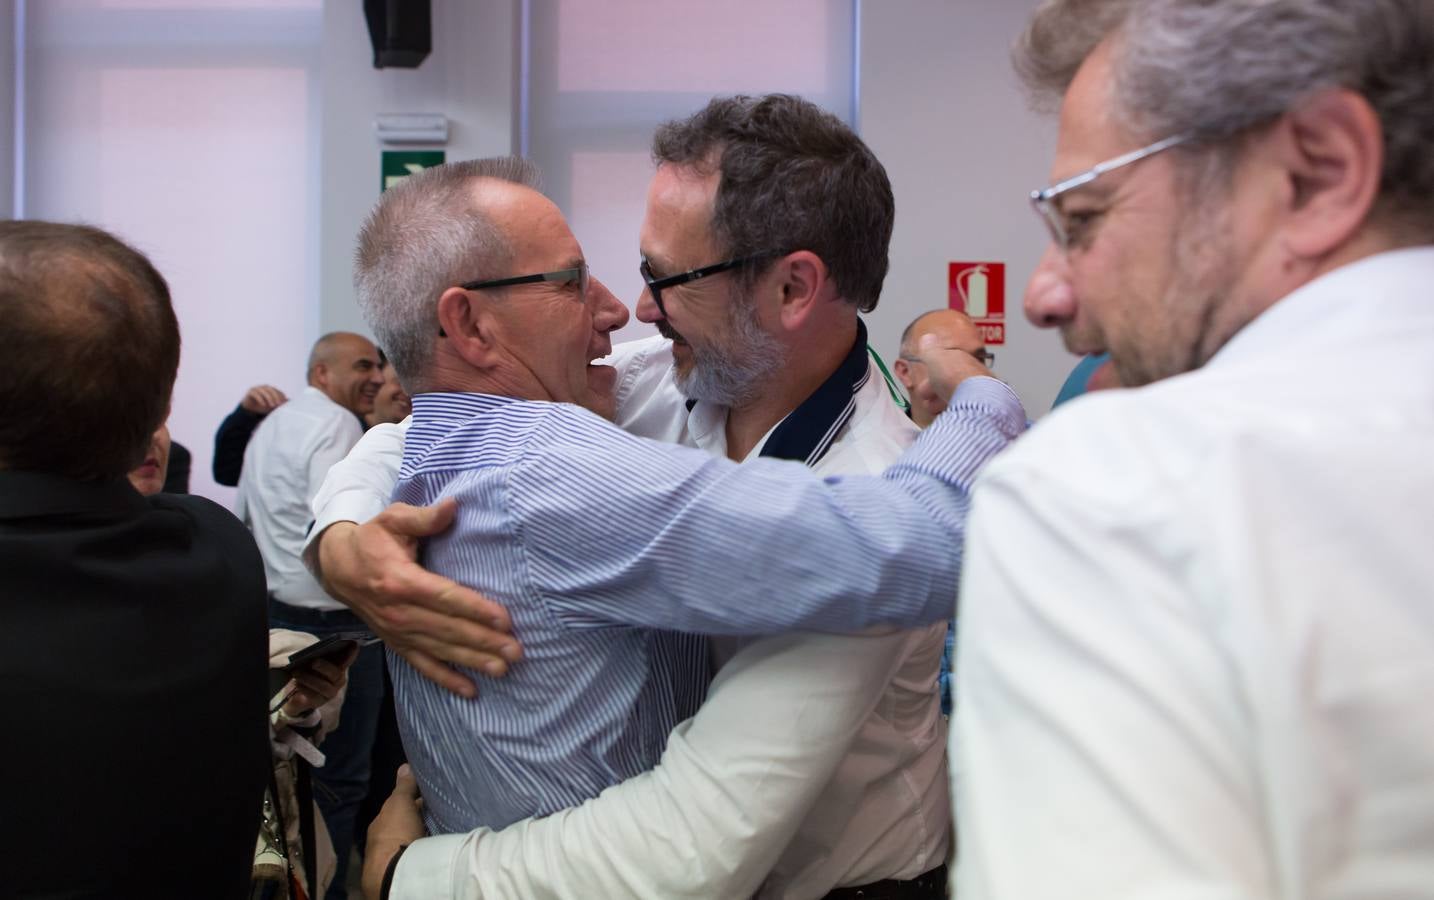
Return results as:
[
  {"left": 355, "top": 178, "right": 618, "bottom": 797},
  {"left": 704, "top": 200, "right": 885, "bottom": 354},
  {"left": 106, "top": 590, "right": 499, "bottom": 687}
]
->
[{"left": 365, "top": 0, "right": 432, "bottom": 69}]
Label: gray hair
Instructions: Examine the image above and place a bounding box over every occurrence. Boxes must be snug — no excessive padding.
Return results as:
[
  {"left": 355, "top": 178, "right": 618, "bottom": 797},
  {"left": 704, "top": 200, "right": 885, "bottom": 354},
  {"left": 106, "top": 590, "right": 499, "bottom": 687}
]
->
[
  {"left": 651, "top": 94, "right": 895, "bottom": 314},
  {"left": 353, "top": 156, "right": 541, "bottom": 387},
  {"left": 1014, "top": 0, "right": 1434, "bottom": 238}
]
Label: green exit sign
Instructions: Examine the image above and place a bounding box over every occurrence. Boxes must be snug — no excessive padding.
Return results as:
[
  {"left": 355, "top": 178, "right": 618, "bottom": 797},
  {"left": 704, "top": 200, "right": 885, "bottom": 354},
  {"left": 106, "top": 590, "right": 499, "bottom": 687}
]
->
[{"left": 381, "top": 150, "right": 445, "bottom": 192}]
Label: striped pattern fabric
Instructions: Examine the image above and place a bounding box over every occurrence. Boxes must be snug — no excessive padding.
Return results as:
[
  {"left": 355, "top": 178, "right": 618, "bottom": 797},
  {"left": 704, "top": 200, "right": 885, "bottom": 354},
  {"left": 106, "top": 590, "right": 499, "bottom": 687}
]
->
[
  {"left": 393, "top": 392, "right": 708, "bottom": 833},
  {"left": 393, "top": 377, "right": 1025, "bottom": 833}
]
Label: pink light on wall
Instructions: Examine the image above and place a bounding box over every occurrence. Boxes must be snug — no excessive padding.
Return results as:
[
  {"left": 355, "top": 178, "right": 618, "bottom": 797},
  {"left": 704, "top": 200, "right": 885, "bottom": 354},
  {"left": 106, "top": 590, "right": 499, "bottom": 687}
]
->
[
  {"left": 556, "top": 0, "right": 831, "bottom": 94},
  {"left": 90, "top": 67, "right": 315, "bottom": 505},
  {"left": 568, "top": 150, "right": 656, "bottom": 342}
]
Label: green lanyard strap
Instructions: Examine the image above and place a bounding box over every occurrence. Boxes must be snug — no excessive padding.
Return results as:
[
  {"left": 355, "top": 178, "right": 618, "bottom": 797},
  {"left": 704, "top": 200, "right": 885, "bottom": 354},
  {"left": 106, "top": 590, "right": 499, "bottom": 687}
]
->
[{"left": 867, "top": 345, "right": 911, "bottom": 413}]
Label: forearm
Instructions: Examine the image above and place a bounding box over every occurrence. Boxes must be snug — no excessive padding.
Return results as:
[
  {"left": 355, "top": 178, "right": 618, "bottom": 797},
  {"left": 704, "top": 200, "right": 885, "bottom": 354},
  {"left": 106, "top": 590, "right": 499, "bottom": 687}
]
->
[
  {"left": 529, "top": 378, "right": 1026, "bottom": 636},
  {"left": 212, "top": 405, "right": 262, "bottom": 486}
]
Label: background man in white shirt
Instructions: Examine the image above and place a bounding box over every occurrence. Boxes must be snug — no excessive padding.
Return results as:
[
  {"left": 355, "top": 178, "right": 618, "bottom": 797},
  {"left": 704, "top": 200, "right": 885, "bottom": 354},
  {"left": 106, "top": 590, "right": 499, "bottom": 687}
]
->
[
  {"left": 954, "top": 1, "right": 1434, "bottom": 897},
  {"left": 237, "top": 329, "right": 384, "bottom": 899}
]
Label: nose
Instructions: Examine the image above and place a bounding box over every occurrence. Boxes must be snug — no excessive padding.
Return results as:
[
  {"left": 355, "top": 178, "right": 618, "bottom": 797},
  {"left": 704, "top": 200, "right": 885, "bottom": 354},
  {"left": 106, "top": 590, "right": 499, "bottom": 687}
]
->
[
  {"left": 589, "top": 276, "right": 630, "bottom": 333},
  {"left": 635, "top": 284, "right": 663, "bottom": 324},
  {"left": 1023, "top": 243, "right": 1077, "bottom": 329}
]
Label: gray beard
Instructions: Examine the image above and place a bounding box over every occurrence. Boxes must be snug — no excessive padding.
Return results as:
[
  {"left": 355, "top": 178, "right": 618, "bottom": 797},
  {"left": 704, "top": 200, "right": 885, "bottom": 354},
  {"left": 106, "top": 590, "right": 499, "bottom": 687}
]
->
[{"left": 671, "top": 300, "right": 786, "bottom": 408}]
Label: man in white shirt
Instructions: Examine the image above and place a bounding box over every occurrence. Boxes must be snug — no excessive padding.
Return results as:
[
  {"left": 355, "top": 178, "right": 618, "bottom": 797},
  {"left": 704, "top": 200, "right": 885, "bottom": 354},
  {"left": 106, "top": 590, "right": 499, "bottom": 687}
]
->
[
  {"left": 237, "top": 329, "right": 384, "bottom": 899},
  {"left": 315, "top": 96, "right": 1000, "bottom": 898},
  {"left": 953, "top": 2, "right": 1434, "bottom": 897}
]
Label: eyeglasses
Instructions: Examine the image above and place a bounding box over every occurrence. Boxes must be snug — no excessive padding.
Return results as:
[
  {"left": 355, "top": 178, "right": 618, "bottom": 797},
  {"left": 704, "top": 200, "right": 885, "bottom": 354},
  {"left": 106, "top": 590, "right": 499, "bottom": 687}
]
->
[
  {"left": 441, "top": 263, "right": 589, "bottom": 337},
  {"left": 461, "top": 262, "right": 589, "bottom": 299},
  {"left": 639, "top": 254, "right": 768, "bottom": 318},
  {"left": 900, "top": 348, "right": 994, "bottom": 368},
  {"left": 1030, "top": 132, "right": 1191, "bottom": 251}
]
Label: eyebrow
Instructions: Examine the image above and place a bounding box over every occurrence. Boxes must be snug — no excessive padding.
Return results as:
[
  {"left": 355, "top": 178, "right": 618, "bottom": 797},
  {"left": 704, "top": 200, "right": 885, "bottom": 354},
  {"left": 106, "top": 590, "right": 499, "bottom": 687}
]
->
[
  {"left": 640, "top": 250, "right": 676, "bottom": 277},
  {"left": 1055, "top": 181, "right": 1117, "bottom": 212}
]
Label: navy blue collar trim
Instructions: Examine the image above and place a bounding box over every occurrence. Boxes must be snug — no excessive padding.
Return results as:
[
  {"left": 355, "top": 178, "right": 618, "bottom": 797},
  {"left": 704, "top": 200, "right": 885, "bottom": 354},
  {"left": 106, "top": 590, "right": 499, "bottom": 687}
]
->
[{"left": 759, "top": 319, "right": 870, "bottom": 467}]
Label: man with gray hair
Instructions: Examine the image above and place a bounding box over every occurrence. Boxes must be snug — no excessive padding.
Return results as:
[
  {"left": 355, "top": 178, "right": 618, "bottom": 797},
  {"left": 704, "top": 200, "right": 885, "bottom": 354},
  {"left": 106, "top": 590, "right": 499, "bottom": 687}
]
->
[
  {"left": 954, "top": 1, "right": 1434, "bottom": 896},
  {"left": 314, "top": 96, "right": 1007, "bottom": 898}
]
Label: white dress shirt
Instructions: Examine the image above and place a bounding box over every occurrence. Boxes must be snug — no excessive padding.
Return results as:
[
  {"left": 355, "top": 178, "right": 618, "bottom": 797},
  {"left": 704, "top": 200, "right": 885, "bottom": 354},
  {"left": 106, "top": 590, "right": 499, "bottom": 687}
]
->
[
  {"left": 238, "top": 386, "right": 363, "bottom": 611},
  {"left": 310, "top": 333, "right": 967, "bottom": 897},
  {"left": 954, "top": 248, "right": 1434, "bottom": 900}
]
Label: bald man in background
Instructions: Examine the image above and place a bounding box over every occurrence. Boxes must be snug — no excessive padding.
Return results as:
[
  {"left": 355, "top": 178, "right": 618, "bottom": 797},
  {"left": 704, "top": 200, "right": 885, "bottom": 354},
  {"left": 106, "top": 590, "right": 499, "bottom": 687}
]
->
[
  {"left": 237, "top": 330, "right": 385, "bottom": 896},
  {"left": 893, "top": 309, "right": 993, "bottom": 428}
]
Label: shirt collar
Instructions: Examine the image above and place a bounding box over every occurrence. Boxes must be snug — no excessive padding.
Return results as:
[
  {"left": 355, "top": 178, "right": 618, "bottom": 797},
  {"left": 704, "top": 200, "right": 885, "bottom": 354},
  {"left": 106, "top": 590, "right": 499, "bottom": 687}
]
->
[
  {"left": 1209, "top": 247, "right": 1434, "bottom": 370},
  {"left": 0, "top": 471, "right": 148, "bottom": 521},
  {"left": 406, "top": 392, "right": 521, "bottom": 458},
  {"left": 759, "top": 319, "right": 871, "bottom": 466}
]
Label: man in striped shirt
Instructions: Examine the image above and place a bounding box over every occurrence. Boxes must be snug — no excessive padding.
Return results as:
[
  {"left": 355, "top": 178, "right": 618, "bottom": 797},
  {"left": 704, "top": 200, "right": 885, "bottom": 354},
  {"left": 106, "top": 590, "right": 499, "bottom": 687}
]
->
[{"left": 315, "top": 96, "right": 1022, "bottom": 899}]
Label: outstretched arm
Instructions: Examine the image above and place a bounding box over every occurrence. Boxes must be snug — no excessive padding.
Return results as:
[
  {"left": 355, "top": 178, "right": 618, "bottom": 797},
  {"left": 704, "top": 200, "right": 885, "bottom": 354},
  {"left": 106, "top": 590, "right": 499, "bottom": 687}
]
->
[{"left": 512, "top": 377, "right": 1026, "bottom": 635}]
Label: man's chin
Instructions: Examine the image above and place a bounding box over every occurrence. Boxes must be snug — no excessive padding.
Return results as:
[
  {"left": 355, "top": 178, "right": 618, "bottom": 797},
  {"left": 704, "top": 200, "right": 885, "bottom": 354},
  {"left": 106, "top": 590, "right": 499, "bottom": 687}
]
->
[{"left": 584, "top": 365, "right": 618, "bottom": 420}]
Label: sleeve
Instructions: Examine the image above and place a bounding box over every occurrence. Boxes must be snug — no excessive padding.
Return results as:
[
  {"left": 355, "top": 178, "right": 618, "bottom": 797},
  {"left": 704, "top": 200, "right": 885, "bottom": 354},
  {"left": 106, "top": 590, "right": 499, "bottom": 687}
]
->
[
  {"left": 305, "top": 415, "right": 366, "bottom": 509},
  {"left": 212, "top": 405, "right": 264, "bottom": 486},
  {"left": 951, "top": 458, "right": 1268, "bottom": 900},
  {"left": 304, "top": 418, "right": 411, "bottom": 557},
  {"left": 515, "top": 377, "right": 1025, "bottom": 635},
  {"left": 389, "top": 629, "right": 913, "bottom": 900}
]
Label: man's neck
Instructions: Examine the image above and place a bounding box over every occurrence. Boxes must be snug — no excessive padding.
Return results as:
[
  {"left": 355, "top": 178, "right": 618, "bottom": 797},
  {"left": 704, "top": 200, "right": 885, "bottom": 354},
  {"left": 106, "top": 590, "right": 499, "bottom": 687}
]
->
[{"left": 723, "top": 316, "right": 858, "bottom": 461}]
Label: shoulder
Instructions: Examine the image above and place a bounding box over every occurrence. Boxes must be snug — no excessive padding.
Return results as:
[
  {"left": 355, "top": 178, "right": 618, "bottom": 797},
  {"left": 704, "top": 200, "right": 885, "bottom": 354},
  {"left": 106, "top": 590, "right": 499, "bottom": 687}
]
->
[
  {"left": 144, "top": 493, "right": 268, "bottom": 594},
  {"left": 820, "top": 362, "right": 919, "bottom": 474},
  {"left": 406, "top": 400, "right": 613, "bottom": 477},
  {"left": 149, "top": 493, "right": 261, "bottom": 554}
]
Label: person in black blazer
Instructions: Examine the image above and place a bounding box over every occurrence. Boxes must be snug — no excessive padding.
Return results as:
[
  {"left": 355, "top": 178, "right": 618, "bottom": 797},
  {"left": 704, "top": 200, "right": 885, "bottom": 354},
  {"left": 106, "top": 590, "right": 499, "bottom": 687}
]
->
[{"left": 0, "top": 221, "right": 269, "bottom": 899}]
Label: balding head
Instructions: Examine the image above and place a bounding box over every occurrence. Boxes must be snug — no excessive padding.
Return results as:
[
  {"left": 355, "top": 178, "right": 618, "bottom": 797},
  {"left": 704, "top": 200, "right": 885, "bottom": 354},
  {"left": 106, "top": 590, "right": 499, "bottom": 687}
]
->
[
  {"left": 894, "top": 308, "right": 990, "bottom": 428},
  {"left": 307, "top": 332, "right": 383, "bottom": 416},
  {"left": 0, "top": 221, "right": 179, "bottom": 479},
  {"left": 899, "top": 309, "right": 985, "bottom": 359}
]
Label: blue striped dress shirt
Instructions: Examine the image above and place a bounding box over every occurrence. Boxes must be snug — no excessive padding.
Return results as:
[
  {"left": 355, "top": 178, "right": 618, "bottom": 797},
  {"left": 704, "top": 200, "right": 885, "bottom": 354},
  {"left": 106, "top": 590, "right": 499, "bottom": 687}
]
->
[{"left": 392, "top": 378, "right": 1024, "bottom": 833}]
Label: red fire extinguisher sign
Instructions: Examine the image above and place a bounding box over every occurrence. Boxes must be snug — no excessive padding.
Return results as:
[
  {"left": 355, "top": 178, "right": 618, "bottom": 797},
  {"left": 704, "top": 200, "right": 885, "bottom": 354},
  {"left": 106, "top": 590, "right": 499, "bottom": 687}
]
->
[{"left": 948, "top": 262, "right": 1006, "bottom": 345}]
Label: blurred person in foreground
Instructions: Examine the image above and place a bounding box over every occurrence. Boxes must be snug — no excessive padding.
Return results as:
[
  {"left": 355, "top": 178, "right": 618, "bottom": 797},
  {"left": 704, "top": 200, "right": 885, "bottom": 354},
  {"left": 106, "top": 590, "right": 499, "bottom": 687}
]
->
[
  {"left": 952, "top": 1, "right": 1434, "bottom": 896},
  {"left": 0, "top": 221, "right": 269, "bottom": 898}
]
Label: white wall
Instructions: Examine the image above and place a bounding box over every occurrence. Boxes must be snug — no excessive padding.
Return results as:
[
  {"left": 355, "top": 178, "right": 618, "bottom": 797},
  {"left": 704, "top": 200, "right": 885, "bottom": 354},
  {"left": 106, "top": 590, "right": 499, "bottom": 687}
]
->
[
  {"left": 318, "top": 0, "right": 519, "bottom": 336},
  {"left": 20, "top": 1, "right": 324, "bottom": 506},
  {"left": 859, "top": 0, "right": 1072, "bottom": 416},
  {"left": 314, "top": 1, "right": 1078, "bottom": 417}
]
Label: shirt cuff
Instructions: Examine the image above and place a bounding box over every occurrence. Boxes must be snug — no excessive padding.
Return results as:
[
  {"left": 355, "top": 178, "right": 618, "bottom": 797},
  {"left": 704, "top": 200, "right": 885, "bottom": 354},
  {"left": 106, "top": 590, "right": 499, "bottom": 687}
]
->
[
  {"left": 302, "top": 489, "right": 389, "bottom": 572},
  {"left": 388, "top": 833, "right": 471, "bottom": 900},
  {"left": 948, "top": 376, "right": 1027, "bottom": 435}
]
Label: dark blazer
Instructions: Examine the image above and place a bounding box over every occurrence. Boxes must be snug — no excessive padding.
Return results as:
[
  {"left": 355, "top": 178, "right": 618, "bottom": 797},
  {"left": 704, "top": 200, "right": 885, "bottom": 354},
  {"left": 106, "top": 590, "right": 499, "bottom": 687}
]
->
[
  {"left": 212, "top": 404, "right": 265, "bottom": 487},
  {"left": 0, "top": 471, "right": 270, "bottom": 899}
]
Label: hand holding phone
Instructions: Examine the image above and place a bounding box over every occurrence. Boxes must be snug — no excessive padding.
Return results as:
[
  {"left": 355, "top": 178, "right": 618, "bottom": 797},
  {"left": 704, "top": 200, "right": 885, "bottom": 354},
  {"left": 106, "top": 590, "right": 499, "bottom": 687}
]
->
[{"left": 272, "top": 633, "right": 377, "bottom": 716}]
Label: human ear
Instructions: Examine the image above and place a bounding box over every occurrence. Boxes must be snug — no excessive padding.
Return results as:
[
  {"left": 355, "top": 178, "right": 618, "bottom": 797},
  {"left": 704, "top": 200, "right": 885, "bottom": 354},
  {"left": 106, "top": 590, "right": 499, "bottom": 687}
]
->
[
  {"left": 1277, "top": 88, "right": 1383, "bottom": 260},
  {"left": 774, "top": 250, "right": 829, "bottom": 330},
  {"left": 436, "top": 287, "right": 502, "bottom": 368}
]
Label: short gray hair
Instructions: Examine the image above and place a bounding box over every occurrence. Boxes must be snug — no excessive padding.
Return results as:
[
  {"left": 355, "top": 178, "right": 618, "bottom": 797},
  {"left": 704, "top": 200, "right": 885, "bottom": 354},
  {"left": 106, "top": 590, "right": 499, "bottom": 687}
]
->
[
  {"left": 353, "top": 156, "right": 541, "bottom": 387},
  {"left": 1015, "top": 0, "right": 1434, "bottom": 238}
]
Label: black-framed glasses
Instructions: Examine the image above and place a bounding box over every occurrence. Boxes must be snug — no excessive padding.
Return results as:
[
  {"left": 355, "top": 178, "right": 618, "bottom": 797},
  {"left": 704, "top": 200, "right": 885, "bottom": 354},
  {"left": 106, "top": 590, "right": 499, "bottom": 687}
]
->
[
  {"left": 461, "top": 262, "right": 588, "bottom": 299},
  {"left": 639, "top": 254, "right": 769, "bottom": 317},
  {"left": 900, "top": 348, "right": 995, "bottom": 368},
  {"left": 441, "top": 263, "right": 589, "bottom": 337},
  {"left": 1030, "top": 132, "right": 1191, "bottom": 251}
]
